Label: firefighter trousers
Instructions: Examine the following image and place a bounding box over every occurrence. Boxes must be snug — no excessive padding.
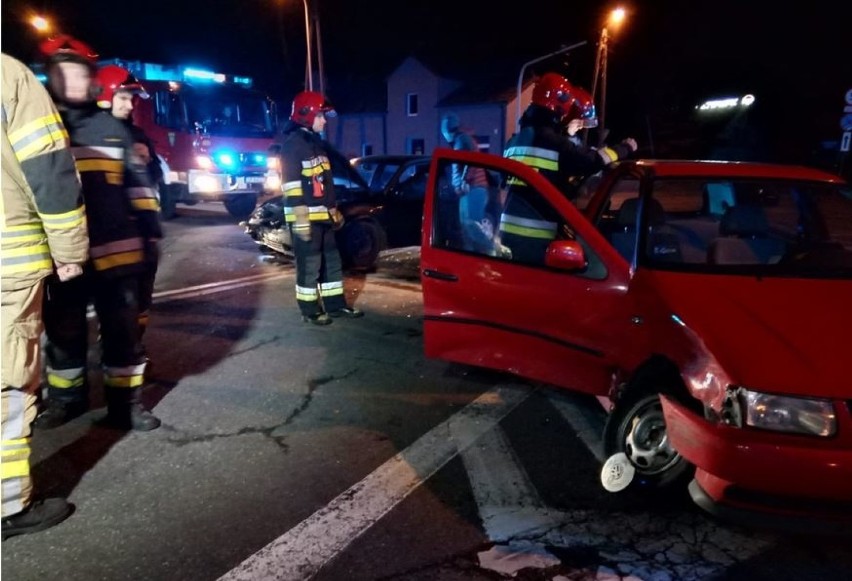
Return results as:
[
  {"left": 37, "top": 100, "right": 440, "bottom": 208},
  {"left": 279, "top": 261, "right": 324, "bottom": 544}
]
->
[
  {"left": 1, "top": 282, "right": 44, "bottom": 516},
  {"left": 43, "top": 268, "right": 147, "bottom": 406},
  {"left": 291, "top": 222, "right": 346, "bottom": 317}
]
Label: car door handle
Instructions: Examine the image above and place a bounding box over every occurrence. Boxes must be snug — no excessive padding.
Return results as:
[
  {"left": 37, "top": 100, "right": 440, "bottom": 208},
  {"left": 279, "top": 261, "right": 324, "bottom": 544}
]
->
[{"left": 422, "top": 269, "right": 458, "bottom": 282}]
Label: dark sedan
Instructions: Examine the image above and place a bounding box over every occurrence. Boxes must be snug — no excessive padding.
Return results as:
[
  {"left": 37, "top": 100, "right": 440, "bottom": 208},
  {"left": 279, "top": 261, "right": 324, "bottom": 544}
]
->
[{"left": 243, "top": 151, "right": 429, "bottom": 270}]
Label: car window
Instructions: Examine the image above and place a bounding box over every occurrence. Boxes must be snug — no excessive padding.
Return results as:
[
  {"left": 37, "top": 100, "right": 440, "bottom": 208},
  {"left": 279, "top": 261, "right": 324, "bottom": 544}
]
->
[
  {"left": 595, "top": 176, "right": 641, "bottom": 262},
  {"left": 641, "top": 178, "right": 852, "bottom": 277},
  {"left": 395, "top": 164, "right": 429, "bottom": 200},
  {"left": 432, "top": 158, "right": 605, "bottom": 278}
]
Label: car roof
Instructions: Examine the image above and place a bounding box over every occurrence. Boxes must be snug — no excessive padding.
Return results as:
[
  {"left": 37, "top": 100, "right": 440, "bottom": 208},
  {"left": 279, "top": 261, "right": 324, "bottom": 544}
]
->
[{"left": 631, "top": 159, "right": 845, "bottom": 183}]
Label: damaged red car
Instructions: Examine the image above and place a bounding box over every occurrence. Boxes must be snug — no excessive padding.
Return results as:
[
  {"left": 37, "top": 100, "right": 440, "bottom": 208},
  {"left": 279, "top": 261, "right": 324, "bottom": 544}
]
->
[{"left": 421, "top": 148, "right": 852, "bottom": 531}]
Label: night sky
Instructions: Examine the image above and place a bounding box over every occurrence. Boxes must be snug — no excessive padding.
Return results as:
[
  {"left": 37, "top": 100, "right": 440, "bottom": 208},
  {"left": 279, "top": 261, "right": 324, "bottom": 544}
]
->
[{"left": 2, "top": 0, "right": 850, "bottom": 163}]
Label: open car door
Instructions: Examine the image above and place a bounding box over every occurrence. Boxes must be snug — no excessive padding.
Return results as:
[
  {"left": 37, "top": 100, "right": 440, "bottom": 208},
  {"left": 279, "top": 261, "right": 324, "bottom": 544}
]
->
[{"left": 421, "top": 148, "right": 633, "bottom": 395}]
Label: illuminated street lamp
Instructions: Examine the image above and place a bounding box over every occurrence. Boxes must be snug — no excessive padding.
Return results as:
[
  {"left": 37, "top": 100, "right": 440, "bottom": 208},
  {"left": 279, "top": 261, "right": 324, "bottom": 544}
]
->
[
  {"left": 588, "top": 7, "right": 629, "bottom": 146},
  {"left": 30, "top": 14, "right": 51, "bottom": 34}
]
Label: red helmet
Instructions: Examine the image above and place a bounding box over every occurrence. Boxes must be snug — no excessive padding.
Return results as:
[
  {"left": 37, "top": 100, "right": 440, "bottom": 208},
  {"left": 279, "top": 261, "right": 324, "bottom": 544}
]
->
[
  {"left": 290, "top": 91, "right": 336, "bottom": 127},
  {"left": 564, "top": 85, "right": 598, "bottom": 128},
  {"left": 96, "top": 65, "right": 149, "bottom": 109},
  {"left": 531, "top": 72, "right": 576, "bottom": 120},
  {"left": 39, "top": 34, "right": 98, "bottom": 66}
]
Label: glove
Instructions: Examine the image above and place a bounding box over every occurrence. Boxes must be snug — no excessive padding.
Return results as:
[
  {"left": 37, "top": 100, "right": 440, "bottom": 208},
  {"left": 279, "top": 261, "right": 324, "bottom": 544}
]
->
[
  {"left": 329, "top": 207, "right": 345, "bottom": 231},
  {"left": 622, "top": 137, "right": 638, "bottom": 153},
  {"left": 293, "top": 205, "right": 311, "bottom": 242}
]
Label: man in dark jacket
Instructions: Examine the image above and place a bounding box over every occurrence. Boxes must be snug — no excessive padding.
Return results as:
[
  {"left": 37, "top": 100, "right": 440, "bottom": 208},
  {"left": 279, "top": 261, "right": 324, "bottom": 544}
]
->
[
  {"left": 500, "top": 72, "right": 637, "bottom": 264},
  {"left": 95, "top": 64, "right": 161, "bottom": 347},
  {"left": 35, "top": 35, "right": 162, "bottom": 431},
  {"left": 273, "top": 91, "right": 362, "bottom": 325}
]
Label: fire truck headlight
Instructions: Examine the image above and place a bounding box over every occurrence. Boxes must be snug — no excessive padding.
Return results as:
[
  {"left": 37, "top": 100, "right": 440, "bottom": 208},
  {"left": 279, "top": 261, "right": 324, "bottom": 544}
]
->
[
  {"left": 196, "top": 155, "right": 214, "bottom": 170},
  {"left": 193, "top": 175, "right": 220, "bottom": 193}
]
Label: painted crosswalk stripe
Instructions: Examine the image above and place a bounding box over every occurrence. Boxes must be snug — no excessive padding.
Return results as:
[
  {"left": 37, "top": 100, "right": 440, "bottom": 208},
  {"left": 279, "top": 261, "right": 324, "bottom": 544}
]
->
[{"left": 218, "top": 384, "right": 533, "bottom": 581}]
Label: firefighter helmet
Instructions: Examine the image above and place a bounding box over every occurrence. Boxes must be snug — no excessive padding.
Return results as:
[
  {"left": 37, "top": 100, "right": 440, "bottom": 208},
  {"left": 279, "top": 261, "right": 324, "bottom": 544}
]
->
[
  {"left": 531, "top": 72, "right": 577, "bottom": 120},
  {"left": 95, "top": 65, "right": 149, "bottom": 109},
  {"left": 38, "top": 34, "right": 98, "bottom": 66},
  {"left": 290, "top": 91, "right": 336, "bottom": 127},
  {"left": 564, "top": 85, "right": 598, "bottom": 128}
]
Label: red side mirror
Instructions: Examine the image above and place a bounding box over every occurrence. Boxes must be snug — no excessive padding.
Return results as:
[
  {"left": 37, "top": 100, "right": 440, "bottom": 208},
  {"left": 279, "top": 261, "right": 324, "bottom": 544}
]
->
[{"left": 545, "top": 240, "right": 587, "bottom": 271}]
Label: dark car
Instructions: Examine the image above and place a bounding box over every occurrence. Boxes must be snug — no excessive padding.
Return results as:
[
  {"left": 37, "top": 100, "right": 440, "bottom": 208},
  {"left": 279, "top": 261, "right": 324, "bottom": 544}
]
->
[{"left": 243, "top": 150, "right": 430, "bottom": 270}]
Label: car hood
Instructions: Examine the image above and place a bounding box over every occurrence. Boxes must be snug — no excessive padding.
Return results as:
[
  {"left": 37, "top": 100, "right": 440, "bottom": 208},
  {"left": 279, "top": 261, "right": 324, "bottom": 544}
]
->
[{"left": 644, "top": 271, "right": 852, "bottom": 398}]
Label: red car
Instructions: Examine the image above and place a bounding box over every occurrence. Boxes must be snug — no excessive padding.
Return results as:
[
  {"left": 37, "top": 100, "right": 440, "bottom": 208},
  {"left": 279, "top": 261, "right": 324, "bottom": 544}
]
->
[{"left": 421, "top": 148, "right": 852, "bottom": 531}]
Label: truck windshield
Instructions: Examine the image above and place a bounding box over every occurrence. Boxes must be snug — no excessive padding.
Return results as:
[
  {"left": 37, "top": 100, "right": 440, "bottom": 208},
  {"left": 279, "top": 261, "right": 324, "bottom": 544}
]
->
[{"left": 184, "top": 86, "right": 276, "bottom": 138}]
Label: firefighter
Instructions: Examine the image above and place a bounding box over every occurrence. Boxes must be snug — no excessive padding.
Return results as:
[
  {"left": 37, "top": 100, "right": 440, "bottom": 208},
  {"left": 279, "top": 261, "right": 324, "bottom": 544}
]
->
[
  {"left": 499, "top": 72, "right": 637, "bottom": 264},
  {"left": 34, "top": 35, "right": 163, "bottom": 431},
  {"left": 1, "top": 53, "right": 89, "bottom": 539},
  {"left": 274, "top": 91, "right": 363, "bottom": 325},
  {"left": 95, "top": 64, "right": 162, "bottom": 348}
]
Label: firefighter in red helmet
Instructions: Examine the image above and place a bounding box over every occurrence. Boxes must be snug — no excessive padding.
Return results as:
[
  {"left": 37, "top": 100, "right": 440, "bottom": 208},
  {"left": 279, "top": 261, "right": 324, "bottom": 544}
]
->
[
  {"left": 35, "top": 36, "right": 163, "bottom": 431},
  {"left": 272, "top": 90, "right": 363, "bottom": 325},
  {"left": 498, "top": 72, "right": 637, "bottom": 265},
  {"left": 95, "top": 64, "right": 164, "bottom": 355}
]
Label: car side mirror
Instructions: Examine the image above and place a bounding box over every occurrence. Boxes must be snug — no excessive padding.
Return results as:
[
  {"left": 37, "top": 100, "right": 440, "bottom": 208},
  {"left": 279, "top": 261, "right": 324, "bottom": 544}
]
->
[{"left": 545, "top": 240, "right": 587, "bottom": 271}]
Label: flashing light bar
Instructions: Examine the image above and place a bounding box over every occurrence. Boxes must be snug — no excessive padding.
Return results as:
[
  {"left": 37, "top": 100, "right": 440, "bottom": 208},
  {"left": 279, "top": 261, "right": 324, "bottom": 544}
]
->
[
  {"left": 184, "top": 68, "right": 226, "bottom": 83},
  {"left": 697, "top": 94, "right": 756, "bottom": 111}
]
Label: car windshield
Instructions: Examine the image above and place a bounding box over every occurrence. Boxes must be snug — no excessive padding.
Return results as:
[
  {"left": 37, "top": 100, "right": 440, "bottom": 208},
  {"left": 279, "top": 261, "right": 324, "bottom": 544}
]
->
[
  {"left": 184, "top": 87, "right": 275, "bottom": 137},
  {"left": 638, "top": 178, "right": 852, "bottom": 278}
]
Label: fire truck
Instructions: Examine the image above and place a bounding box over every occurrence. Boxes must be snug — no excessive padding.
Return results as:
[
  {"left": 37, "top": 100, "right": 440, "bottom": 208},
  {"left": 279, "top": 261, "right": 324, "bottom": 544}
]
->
[{"left": 98, "top": 60, "right": 279, "bottom": 219}]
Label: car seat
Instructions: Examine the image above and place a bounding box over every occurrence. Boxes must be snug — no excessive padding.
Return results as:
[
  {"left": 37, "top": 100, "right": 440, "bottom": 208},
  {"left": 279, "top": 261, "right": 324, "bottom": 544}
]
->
[{"left": 707, "top": 204, "right": 786, "bottom": 265}]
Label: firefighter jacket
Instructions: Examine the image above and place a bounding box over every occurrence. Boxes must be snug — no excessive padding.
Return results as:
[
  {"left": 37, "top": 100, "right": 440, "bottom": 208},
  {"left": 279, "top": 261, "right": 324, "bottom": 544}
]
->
[
  {"left": 503, "top": 104, "right": 633, "bottom": 198},
  {"left": 60, "top": 105, "right": 162, "bottom": 278},
  {"left": 275, "top": 121, "right": 337, "bottom": 229},
  {"left": 1, "top": 53, "right": 88, "bottom": 292}
]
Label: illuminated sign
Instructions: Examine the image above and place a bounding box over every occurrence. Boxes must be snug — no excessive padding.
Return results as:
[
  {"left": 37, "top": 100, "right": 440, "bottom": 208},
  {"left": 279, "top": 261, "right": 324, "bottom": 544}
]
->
[{"left": 697, "top": 94, "right": 756, "bottom": 111}]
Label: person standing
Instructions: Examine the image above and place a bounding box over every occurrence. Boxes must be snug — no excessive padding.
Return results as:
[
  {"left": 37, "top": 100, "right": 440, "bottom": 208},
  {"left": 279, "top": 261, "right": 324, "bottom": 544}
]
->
[
  {"left": 95, "top": 64, "right": 161, "bottom": 347},
  {"left": 440, "top": 113, "right": 493, "bottom": 253},
  {"left": 35, "top": 35, "right": 162, "bottom": 431},
  {"left": 1, "top": 53, "right": 89, "bottom": 539},
  {"left": 500, "top": 72, "right": 637, "bottom": 263},
  {"left": 274, "top": 90, "right": 363, "bottom": 325}
]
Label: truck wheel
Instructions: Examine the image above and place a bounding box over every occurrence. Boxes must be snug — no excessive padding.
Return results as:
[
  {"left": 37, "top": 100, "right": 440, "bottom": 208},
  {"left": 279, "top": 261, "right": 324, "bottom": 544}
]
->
[
  {"left": 224, "top": 194, "right": 258, "bottom": 220},
  {"left": 160, "top": 182, "right": 179, "bottom": 220},
  {"left": 339, "top": 219, "right": 386, "bottom": 271},
  {"left": 602, "top": 386, "right": 693, "bottom": 492}
]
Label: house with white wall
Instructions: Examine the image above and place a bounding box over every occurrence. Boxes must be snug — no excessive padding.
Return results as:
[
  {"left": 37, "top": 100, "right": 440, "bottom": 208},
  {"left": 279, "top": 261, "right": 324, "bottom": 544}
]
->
[{"left": 327, "top": 56, "right": 534, "bottom": 158}]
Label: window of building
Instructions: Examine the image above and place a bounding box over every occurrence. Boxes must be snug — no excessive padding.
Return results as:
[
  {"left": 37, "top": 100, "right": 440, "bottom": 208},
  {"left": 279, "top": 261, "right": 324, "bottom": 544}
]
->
[
  {"left": 408, "top": 138, "right": 425, "bottom": 155},
  {"left": 361, "top": 143, "right": 373, "bottom": 156},
  {"left": 406, "top": 93, "right": 419, "bottom": 116}
]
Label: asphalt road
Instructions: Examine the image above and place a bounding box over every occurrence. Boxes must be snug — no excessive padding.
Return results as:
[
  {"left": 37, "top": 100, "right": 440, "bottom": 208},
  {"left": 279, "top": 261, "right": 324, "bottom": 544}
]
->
[{"left": 3, "top": 203, "right": 850, "bottom": 581}]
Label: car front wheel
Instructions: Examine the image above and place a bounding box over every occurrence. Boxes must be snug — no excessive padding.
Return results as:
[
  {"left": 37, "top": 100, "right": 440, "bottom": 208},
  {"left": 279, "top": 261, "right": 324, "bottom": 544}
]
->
[
  {"left": 603, "top": 389, "right": 692, "bottom": 491},
  {"left": 338, "top": 219, "right": 387, "bottom": 271}
]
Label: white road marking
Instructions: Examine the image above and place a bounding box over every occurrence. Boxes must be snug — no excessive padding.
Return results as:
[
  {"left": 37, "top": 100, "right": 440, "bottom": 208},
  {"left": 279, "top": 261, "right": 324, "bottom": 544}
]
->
[
  {"left": 218, "top": 384, "right": 533, "bottom": 581},
  {"left": 545, "top": 391, "right": 607, "bottom": 462},
  {"left": 151, "top": 272, "right": 292, "bottom": 304},
  {"left": 458, "top": 425, "right": 570, "bottom": 542}
]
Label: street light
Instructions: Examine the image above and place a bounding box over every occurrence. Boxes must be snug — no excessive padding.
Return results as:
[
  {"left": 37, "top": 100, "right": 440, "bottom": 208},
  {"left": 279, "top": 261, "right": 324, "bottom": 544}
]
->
[
  {"left": 30, "top": 14, "right": 51, "bottom": 34},
  {"left": 515, "top": 41, "right": 588, "bottom": 130},
  {"left": 588, "top": 6, "right": 629, "bottom": 146},
  {"left": 300, "top": 0, "right": 314, "bottom": 91}
]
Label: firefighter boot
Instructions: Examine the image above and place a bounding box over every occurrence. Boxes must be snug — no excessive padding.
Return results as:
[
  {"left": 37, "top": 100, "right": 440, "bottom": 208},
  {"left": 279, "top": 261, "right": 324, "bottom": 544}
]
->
[
  {"left": 33, "top": 387, "right": 88, "bottom": 430},
  {"left": 1, "top": 498, "right": 73, "bottom": 540},
  {"left": 103, "top": 388, "right": 161, "bottom": 431}
]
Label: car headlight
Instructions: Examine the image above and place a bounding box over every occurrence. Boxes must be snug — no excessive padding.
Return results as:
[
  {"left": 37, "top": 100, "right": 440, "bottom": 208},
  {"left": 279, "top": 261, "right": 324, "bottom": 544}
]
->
[{"left": 738, "top": 388, "right": 836, "bottom": 437}]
